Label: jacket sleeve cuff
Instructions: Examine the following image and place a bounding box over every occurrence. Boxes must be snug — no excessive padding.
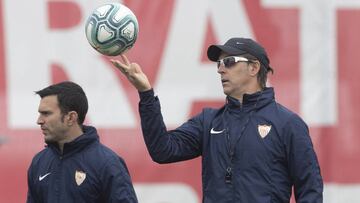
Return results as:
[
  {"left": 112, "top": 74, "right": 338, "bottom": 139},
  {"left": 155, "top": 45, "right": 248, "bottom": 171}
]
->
[{"left": 139, "top": 89, "right": 155, "bottom": 104}]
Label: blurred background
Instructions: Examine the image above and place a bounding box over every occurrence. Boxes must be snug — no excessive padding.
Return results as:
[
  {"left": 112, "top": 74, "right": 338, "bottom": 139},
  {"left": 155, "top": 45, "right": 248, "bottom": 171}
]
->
[{"left": 0, "top": 0, "right": 359, "bottom": 202}]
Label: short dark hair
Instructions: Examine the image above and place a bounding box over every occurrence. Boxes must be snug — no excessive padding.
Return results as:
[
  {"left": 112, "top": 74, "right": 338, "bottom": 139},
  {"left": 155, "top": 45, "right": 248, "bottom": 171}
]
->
[
  {"left": 35, "top": 81, "right": 88, "bottom": 125},
  {"left": 241, "top": 53, "right": 274, "bottom": 89}
]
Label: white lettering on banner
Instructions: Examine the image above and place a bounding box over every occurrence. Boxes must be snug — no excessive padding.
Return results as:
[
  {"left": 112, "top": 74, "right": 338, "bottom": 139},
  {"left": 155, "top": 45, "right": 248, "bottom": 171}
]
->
[
  {"left": 134, "top": 183, "right": 198, "bottom": 203},
  {"left": 324, "top": 184, "right": 360, "bottom": 203},
  {"left": 261, "top": 0, "right": 360, "bottom": 126},
  {"left": 155, "top": 0, "right": 254, "bottom": 125},
  {"left": 3, "top": 0, "right": 136, "bottom": 128}
]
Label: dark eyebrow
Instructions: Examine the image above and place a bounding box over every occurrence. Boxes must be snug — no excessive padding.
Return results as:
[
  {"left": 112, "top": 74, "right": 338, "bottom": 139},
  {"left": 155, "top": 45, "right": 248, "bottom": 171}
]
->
[{"left": 38, "top": 110, "right": 51, "bottom": 114}]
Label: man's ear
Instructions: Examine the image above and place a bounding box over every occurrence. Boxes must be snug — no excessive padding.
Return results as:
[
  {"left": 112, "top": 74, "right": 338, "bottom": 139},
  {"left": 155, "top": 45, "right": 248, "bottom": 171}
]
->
[
  {"left": 249, "top": 61, "right": 261, "bottom": 76},
  {"left": 66, "top": 111, "right": 78, "bottom": 126}
]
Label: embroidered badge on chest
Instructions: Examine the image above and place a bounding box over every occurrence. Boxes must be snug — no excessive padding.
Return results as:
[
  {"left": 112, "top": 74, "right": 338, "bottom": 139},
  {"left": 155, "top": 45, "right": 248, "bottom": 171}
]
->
[
  {"left": 258, "top": 124, "right": 272, "bottom": 138},
  {"left": 75, "top": 170, "right": 86, "bottom": 186}
]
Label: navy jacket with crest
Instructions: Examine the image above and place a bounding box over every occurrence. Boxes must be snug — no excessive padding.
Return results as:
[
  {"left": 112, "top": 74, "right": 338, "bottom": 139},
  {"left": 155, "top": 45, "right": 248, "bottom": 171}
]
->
[
  {"left": 27, "top": 125, "right": 138, "bottom": 203},
  {"left": 139, "top": 87, "right": 323, "bottom": 203}
]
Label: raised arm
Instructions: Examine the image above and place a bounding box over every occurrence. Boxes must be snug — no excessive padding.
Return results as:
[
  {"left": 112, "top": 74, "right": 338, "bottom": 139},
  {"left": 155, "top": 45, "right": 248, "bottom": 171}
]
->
[{"left": 110, "top": 56, "right": 203, "bottom": 163}]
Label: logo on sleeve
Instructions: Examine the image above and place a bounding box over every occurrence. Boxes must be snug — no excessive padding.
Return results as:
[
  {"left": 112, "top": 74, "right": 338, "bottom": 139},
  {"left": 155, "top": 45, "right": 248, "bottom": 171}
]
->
[
  {"left": 75, "top": 170, "right": 86, "bottom": 186},
  {"left": 38, "top": 172, "right": 51, "bottom": 181},
  {"left": 258, "top": 124, "right": 271, "bottom": 138}
]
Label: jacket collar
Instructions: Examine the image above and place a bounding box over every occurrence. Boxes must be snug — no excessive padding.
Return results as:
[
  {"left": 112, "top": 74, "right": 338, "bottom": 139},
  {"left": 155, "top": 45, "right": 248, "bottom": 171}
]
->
[
  {"left": 47, "top": 125, "right": 99, "bottom": 156},
  {"left": 226, "top": 87, "right": 275, "bottom": 112}
]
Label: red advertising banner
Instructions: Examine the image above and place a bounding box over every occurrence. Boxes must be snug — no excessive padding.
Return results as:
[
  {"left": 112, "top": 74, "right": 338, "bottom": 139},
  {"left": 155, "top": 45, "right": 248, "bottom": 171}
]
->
[{"left": 0, "top": 0, "right": 359, "bottom": 202}]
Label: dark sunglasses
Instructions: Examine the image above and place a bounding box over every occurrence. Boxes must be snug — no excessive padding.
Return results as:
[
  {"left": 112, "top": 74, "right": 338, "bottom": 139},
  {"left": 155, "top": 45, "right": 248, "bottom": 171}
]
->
[{"left": 217, "top": 56, "right": 251, "bottom": 68}]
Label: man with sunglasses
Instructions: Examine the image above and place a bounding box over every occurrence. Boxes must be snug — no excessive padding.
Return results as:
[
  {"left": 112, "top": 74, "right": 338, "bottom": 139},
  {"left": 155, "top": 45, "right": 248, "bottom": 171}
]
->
[{"left": 111, "top": 37, "right": 323, "bottom": 202}]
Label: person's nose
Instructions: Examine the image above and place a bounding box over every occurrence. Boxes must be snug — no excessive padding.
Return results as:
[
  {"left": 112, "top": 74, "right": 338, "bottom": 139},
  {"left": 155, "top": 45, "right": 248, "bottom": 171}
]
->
[
  {"left": 37, "top": 116, "right": 44, "bottom": 125},
  {"left": 217, "top": 65, "right": 226, "bottom": 74}
]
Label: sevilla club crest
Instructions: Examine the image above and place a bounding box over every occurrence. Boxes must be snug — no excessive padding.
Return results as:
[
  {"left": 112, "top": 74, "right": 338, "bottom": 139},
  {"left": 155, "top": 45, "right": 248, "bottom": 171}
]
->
[
  {"left": 258, "top": 124, "right": 271, "bottom": 138},
  {"left": 75, "top": 170, "right": 86, "bottom": 186}
]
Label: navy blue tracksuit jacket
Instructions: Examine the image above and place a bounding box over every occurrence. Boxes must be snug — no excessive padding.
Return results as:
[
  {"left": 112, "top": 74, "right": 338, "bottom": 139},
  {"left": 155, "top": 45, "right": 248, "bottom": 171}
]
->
[
  {"left": 139, "top": 87, "right": 323, "bottom": 203},
  {"left": 27, "top": 126, "right": 138, "bottom": 203}
]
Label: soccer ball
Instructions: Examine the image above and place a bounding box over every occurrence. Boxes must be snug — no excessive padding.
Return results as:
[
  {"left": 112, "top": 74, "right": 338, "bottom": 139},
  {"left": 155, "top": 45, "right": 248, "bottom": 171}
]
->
[{"left": 85, "top": 3, "right": 139, "bottom": 56}]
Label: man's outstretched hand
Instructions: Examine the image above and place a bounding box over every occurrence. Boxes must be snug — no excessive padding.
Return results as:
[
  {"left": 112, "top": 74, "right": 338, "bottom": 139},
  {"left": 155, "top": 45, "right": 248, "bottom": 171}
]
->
[{"left": 111, "top": 55, "right": 152, "bottom": 92}]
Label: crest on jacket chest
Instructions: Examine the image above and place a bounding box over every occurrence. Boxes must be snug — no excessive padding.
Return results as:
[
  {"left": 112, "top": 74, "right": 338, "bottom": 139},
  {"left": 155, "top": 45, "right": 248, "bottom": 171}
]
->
[
  {"left": 75, "top": 170, "right": 86, "bottom": 186},
  {"left": 258, "top": 124, "right": 272, "bottom": 138}
]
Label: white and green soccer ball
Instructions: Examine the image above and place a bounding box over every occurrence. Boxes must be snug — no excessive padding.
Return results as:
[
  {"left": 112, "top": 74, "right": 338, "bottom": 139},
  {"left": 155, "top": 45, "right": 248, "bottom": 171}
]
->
[{"left": 85, "top": 3, "right": 139, "bottom": 56}]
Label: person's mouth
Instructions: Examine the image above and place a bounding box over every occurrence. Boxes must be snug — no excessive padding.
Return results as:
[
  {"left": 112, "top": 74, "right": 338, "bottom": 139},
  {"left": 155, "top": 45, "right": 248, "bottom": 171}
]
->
[
  {"left": 40, "top": 127, "right": 47, "bottom": 133},
  {"left": 221, "top": 79, "right": 229, "bottom": 84}
]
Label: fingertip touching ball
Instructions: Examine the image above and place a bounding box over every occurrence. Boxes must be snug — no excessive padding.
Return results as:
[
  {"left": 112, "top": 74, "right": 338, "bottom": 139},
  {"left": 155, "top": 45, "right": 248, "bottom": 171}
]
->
[{"left": 85, "top": 3, "right": 139, "bottom": 56}]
